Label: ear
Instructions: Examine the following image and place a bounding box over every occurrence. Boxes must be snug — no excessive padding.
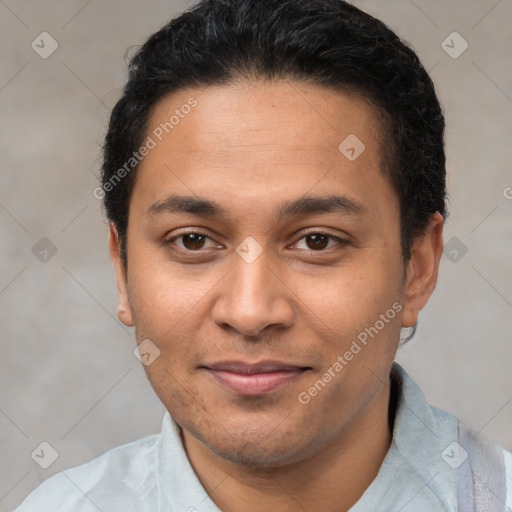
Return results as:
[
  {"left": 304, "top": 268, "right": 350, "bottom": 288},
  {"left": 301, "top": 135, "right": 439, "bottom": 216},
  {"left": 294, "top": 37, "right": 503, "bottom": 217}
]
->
[
  {"left": 109, "top": 223, "right": 135, "bottom": 327},
  {"left": 401, "top": 212, "right": 444, "bottom": 328}
]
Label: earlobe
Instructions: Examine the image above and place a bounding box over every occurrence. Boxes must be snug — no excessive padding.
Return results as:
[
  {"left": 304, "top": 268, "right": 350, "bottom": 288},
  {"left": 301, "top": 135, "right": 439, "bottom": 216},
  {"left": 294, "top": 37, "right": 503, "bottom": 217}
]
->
[
  {"left": 402, "top": 212, "right": 444, "bottom": 328},
  {"left": 108, "top": 224, "right": 135, "bottom": 327}
]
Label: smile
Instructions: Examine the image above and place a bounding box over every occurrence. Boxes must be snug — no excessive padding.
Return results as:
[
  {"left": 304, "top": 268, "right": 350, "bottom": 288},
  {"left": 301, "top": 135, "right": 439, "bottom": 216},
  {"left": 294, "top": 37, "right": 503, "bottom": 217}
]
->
[{"left": 202, "top": 362, "right": 311, "bottom": 395}]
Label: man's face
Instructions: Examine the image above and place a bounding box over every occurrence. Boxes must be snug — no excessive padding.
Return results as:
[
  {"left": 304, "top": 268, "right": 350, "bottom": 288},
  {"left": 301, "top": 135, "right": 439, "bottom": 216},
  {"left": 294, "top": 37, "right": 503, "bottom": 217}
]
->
[{"left": 111, "top": 81, "right": 429, "bottom": 466}]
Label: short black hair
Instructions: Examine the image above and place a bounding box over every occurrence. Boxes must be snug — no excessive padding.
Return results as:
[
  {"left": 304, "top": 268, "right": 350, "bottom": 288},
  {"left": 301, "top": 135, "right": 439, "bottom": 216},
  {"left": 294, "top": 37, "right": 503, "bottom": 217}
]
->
[{"left": 101, "top": 0, "right": 447, "bottom": 268}]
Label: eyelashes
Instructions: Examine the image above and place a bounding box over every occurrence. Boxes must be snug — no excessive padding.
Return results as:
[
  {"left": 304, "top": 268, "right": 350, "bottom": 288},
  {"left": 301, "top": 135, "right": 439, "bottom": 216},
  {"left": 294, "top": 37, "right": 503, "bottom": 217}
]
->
[{"left": 165, "top": 230, "right": 350, "bottom": 254}]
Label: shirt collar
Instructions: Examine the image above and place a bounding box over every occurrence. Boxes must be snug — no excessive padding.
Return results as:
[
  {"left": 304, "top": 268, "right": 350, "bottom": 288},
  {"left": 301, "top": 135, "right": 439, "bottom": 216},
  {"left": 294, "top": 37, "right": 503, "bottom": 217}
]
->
[
  {"left": 349, "top": 361, "right": 459, "bottom": 510},
  {"left": 155, "top": 414, "right": 221, "bottom": 512}
]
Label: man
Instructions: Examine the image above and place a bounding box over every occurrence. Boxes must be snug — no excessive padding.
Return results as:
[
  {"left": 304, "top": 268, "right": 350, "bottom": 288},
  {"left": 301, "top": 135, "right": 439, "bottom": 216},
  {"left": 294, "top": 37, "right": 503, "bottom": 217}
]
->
[{"left": 14, "top": 0, "right": 512, "bottom": 510}]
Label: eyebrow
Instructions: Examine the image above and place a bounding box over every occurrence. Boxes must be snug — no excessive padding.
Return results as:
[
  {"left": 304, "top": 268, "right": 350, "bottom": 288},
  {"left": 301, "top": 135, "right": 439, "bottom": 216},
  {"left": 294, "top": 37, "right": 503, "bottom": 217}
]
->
[{"left": 146, "top": 194, "right": 367, "bottom": 220}]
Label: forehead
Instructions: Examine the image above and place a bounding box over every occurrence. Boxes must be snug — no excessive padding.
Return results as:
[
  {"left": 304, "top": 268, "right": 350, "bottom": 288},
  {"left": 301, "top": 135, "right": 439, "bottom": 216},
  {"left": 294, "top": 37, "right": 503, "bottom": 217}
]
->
[
  {"left": 147, "top": 80, "right": 382, "bottom": 156},
  {"left": 131, "top": 80, "right": 397, "bottom": 223}
]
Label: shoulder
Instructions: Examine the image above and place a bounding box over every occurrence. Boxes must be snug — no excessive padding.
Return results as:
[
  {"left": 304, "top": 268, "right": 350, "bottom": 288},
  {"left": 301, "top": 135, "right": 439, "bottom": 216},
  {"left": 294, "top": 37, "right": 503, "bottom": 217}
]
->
[
  {"left": 503, "top": 447, "right": 512, "bottom": 509},
  {"left": 13, "top": 433, "right": 159, "bottom": 512},
  {"left": 457, "top": 421, "right": 512, "bottom": 511},
  {"left": 387, "top": 363, "right": 511, "bottom": 510}
]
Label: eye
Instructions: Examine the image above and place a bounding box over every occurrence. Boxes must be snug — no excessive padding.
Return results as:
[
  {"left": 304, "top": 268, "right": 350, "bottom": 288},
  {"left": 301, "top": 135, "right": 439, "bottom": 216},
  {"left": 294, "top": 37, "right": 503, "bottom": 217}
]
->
[
  {"left": 167, "top": 231, "right": 220, "bottom": 251},
  {"left": 294, "top": 232, "right": 349, "bottom": 251},
  {"left": 165, "top": 230, "right": 349, "bottom": 254}
]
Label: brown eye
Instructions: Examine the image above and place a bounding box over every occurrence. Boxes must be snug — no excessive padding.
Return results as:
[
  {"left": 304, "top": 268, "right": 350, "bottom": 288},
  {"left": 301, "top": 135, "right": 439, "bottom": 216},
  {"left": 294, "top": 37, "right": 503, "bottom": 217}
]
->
[
  {"left": 179, "top": 233, "right": 207, "bottom": 250},
  {"left": 305, "top": 233, "right": 329, "bottom": 250},
  {"left": 167, "top": 231, "right": 219, "bottom": 252},
  {"left": 294, "top": 232, "right": 349, "bottom": 252}
]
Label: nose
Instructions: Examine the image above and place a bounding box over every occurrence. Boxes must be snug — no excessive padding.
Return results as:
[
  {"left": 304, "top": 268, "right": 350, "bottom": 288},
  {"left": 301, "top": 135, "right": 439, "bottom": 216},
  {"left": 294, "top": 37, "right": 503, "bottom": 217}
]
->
[{"left": 211, "top": 246, "right": 294, "bottom": 339}]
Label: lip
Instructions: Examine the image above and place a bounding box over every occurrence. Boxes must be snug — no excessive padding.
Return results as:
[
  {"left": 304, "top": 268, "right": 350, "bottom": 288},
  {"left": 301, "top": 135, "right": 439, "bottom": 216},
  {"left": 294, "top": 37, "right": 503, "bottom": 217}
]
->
[{"left": 202, "top": 361, "right": 310, "bottom": 395}]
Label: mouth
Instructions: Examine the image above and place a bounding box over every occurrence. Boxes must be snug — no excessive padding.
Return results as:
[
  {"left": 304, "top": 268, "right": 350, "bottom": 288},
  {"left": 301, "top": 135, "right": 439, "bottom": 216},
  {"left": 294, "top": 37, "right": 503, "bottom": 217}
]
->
[{"left": 201, "top": 361, "right": 312, "bottom": 396}]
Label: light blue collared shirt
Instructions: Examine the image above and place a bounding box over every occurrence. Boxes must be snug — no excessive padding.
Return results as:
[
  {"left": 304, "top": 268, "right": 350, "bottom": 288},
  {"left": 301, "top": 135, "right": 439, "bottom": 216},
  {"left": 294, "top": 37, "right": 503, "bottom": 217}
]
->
[{"left": 13, "top": 362, "right": 512, "bottom": 511}]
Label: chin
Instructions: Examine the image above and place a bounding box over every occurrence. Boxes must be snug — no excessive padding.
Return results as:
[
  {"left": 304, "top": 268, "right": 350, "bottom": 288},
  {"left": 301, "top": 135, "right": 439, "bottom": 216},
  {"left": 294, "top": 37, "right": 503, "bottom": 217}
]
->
[
  {"left": 206, "top": 435, "right": 306, "bottom": 467},
  {"left": 185, "top": 416, "right": 318, "bottom": 468}
]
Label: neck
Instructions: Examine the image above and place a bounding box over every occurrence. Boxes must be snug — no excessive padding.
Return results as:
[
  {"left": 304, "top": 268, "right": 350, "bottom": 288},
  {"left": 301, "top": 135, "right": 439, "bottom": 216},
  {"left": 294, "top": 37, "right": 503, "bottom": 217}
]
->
[{"left": 182, "top": 378, "right": 393, "bottom": 512}]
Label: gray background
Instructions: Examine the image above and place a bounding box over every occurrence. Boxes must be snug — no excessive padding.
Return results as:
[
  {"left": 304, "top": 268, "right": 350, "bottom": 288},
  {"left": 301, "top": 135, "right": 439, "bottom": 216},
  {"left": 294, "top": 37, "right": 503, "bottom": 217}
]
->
[{"left": 1, "top": 0, "right": 511, "bottom": 509}]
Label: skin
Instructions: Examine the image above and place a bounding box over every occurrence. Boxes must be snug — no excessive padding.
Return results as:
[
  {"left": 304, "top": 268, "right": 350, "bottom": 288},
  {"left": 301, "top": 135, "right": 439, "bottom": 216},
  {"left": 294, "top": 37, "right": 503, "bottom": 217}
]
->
[{"left": 109, "top": 80, "right": 444, "bottom": 511}]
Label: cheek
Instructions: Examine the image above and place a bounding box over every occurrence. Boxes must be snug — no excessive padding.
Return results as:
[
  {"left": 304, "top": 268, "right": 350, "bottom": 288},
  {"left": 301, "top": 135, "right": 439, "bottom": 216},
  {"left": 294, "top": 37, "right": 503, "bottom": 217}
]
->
[
  {"left": 142, "top": 358, "right": 212, "bottom": 431},
  {"left": 128, "top": 261, "right": 222, "bottom": 377},
  {"left": 293, "top": 253, "right": 402, "bottom": 336},
  {"left": 127, "top": 257, "right": 213, "bottom": 332}
]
